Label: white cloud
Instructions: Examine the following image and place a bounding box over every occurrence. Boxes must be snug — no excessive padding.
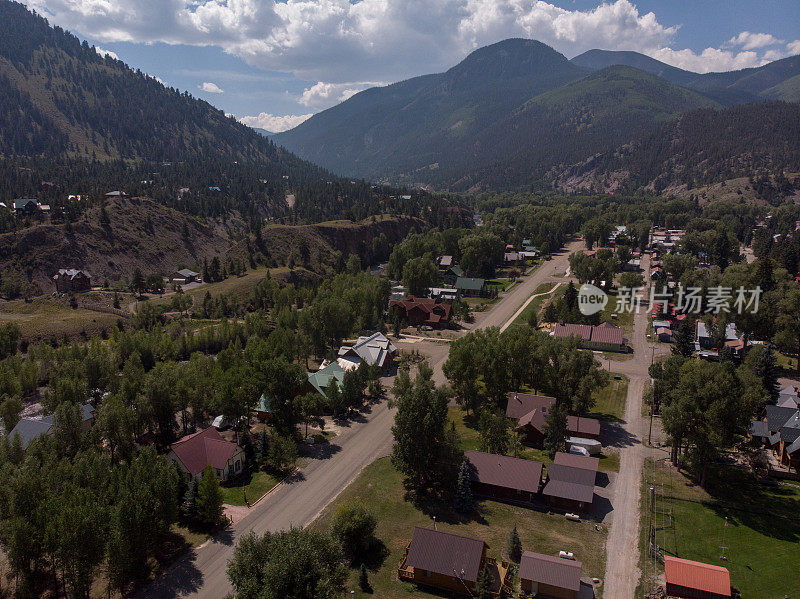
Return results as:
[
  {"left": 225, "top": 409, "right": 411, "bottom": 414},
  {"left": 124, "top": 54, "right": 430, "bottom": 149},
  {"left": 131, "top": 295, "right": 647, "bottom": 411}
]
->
[
  {"left": 729, "top": 31, "right": 782, "bottom": 50},
  {"left": 94, "top": 46, "right": 118, "bottom": 60},
  {"left": 25, "top": 0, "right": 789, "bottom": 81},
  {"left": 238, "top": 112, "right": 313, "bottom": 133},
  {"left": 298, "top": 81, "right": 378, "bottom": 109},
  {"left": 199, "top": 81, "right": 224, "bottom": 93},
  {"left": 787, "top": 40, "right": 800, "bottom": 56}
]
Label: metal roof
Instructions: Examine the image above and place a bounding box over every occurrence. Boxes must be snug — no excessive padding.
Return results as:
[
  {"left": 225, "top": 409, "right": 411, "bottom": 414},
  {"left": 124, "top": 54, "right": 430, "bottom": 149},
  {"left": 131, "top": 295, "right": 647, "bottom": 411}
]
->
[
  {"left": 404, "top": 527, "right": 485, "bottom": 584},
  {"left": 567, "top": 416, "right": 601, "bottom": 438},
  {"left": 505, "top": 393, "right": 556, "bottom": 420},
  {"left": 519, "top": 552, "right": 582, "bottom": 592},
  {"left": 664, "top": 556, "right": 731, "bottom": 597},
  {"left": 542, "top": 479, "right": 595, "bottom": 504},
  {"left": 553, "top": 452, "right": 599, "bottom": 473},
  {"left": 170, "top": 427, "right": 239, "bottom": 477},
  {"left": 464, "top": 450, "right": 543, "bottom": 494},
  {"left": 8, "top": 417, "right": 53, "bottom": 449},
  {"left": 547, "top": 463, "right": 597, "bottom": 487},
  {"left": 455, "top": 277, "right": 485, "bottom": 291}
]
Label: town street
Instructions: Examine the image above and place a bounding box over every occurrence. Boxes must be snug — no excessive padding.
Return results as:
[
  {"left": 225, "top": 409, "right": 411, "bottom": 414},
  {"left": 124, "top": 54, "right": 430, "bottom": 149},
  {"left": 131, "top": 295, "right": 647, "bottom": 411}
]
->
[{"left": 139, "top": 241, "right": 582, "bottom": 598}]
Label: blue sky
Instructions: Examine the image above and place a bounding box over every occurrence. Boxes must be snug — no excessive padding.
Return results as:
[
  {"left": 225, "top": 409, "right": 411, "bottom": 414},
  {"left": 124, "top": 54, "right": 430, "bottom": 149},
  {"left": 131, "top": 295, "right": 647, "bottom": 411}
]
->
[{"left": 26, "top": 0, "right": 800, "bottom": 132}]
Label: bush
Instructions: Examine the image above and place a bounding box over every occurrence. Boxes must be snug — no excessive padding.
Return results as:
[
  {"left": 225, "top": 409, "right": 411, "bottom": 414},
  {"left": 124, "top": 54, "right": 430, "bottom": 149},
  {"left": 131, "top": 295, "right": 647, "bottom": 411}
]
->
[{"left": 328, "top": 499, "right": 377, "bottom": 560}]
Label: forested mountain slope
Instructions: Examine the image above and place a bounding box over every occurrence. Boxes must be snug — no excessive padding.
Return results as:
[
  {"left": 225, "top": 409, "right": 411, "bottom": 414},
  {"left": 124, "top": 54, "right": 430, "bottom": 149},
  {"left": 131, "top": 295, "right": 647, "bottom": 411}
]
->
[{"left": 555, "top": 101, "right": 800, "bottom": 199}]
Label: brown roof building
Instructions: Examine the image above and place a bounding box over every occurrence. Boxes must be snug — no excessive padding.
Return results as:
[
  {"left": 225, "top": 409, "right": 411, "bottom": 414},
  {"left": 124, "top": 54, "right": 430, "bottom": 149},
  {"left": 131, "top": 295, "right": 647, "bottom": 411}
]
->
[
  {"left": 567, "top": 416, "right": 601, "bottom": 440},
  {"left": 506, "top": 393, "right": 601, "bottom": 446},
  {"left": 552, "top": 322, "right": 625, "bottom": 352},
  {"left": 53, "top": 269, "right": 92, "bottom": 293},
  {"left": 553, "top": 452, "right": 599, "bottom": 477},
  {"left": 464, "top": 450, "right": 543, "bottom": 504},
  {"left": 389, "top": 296, "right": 452, "bottom": 327},
  {"left": 664, "top": 556, "right": 731, "bottom": 599},
  {"left": 168, "top": 427, "right": 245, "bottom": 482},
  {"left": 398, "top": 527, "right": 511, "bottom": 596},
  {"left": 542, "top": 463, "right": 596, "bottom": 513},
  {"left": 519, "top": 552, "right": 595, "bottom": 599}
]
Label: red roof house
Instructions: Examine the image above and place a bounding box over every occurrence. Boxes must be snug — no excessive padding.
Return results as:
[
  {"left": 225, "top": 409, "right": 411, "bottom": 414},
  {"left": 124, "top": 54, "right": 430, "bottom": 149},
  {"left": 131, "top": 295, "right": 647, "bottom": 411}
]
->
[
  {"left": 389, "top": 296, "right": 452, "bottom": 327},
  {"left": 168, "top": 427, "right": 245, "bottom": 482},
  {"left": 664, "top": 556, "right": 731, "bottom": 599}
]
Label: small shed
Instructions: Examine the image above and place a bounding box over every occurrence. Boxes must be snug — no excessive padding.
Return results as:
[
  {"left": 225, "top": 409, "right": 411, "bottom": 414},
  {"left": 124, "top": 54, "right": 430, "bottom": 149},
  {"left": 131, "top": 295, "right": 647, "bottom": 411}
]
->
[{"left": 664, "top": 556, "right": 731, "bottom": 599}]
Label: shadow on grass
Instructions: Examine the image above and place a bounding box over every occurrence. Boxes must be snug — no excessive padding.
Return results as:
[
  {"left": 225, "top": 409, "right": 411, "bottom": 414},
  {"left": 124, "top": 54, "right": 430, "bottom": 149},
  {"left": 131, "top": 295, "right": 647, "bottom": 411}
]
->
[{"left": 402, "top": 481, "right": 489, "bottom": 526}]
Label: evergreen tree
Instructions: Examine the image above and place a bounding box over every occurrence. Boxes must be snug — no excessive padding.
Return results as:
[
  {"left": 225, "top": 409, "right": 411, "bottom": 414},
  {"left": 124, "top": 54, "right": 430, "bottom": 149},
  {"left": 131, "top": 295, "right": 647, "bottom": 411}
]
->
[
  {"left": 358, "top": 563, "right": 370, "bottom": 592},
  {"left": 671, "top": 319, "right": 695, "bottom": 358},
  {"left": 473, "top": 564, "right": 493, "bottom": 599},
  {"left": 180, "top": 478, "right": 198, "bottom": 523},
  {"left": 196, "top": 464, "right": 224, "bottom": 526},
  {"left": 453, "top": 459, "right": 474, "bottom": 514},
  {"left": 506, "top": 525, "right": 522, "bottom": 563}
]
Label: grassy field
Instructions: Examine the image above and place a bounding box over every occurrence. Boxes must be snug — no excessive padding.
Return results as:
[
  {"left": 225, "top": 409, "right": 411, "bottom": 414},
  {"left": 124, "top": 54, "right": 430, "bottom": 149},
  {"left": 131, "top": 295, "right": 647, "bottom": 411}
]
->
[
  {"left": 311, "top": 457, "right": 607, "bottom": 599},
  {"left": 511, "top": 282, "right": 558, "bottom": 327},
  {"left": 598, "top": 291, "right": 634, "bottom": 334},
  {"left": 638, "top": 458, "right": 800, "bottom": 598},
  {"left": 220, "top": 470, "right": 281, "bottom": 507},
  {"left": 590, "top": 375, "right": 629, "bottom": 422},
  {"left": 0, "top": 296, "right": 123, "bottom": 343},
  {"left": 149, "top": 266, "right": 285, "bottom": 309}
]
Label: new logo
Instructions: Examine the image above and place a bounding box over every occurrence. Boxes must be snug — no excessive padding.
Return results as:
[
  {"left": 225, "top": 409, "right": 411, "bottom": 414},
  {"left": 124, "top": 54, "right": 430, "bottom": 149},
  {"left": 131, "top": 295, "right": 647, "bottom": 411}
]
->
[{"left": 578, "top": 283, "right": 608, "bottom": 316}]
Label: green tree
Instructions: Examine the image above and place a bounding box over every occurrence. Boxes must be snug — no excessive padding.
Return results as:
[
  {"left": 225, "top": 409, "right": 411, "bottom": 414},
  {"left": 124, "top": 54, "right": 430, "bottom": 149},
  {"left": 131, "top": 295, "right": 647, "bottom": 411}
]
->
[
  {"left": 180, "top": 478, "right": 198, "bottom": 524},
  {"left": 391, "top": 363, "right": 460, "bottom": 489},
  {"left": 459, "top": 232, "right": 504, "bottom": 278},
  {"left": 402, "top": 255, "right": 438, "bottom": 297},
  {"left": 328, "top": 499, "right": 377, "bottom": 561},
  {"left": 506, "top": 525, "right": 522, "bottom": 563},
  {"left": 196, "top": 464, "right": 224, "bottom": 526},
  {"left": 453, "top": 459, "right": 474, "bottom": 514},
  {"left": 267, "top": 435, "right": 298, "bottom": 473},
  {"left": 358, "top": 563, "right": 370, "bottom": 592},
  {"left": 473, "top": 564, "right": 494, "bottom": 599},
  {"left": 294, "top": 392, "right": 325, "bottom": 440},
  {"left": 0, "top": 394, "right": 23, "bottom": 432},
  {"left": 131, "top": 267, "right": 145, "bottom": 296},
  {"left": 478, "top": 409, "right": 510, "bottom": 455},
  {"left": 775, "top": 288, "right": 800, "bottom": 374},
  {"left": 543, "top": 402, "right": 567, "bottom": 459},
  {"left": 226, "top": 528, "right": 347, "bottom": 599},
  {"left": 671, "top": 319, "right": 695, "bottom": 358},
  {"left": 95, "top": 395, "right": 135, "bottom": 462}
]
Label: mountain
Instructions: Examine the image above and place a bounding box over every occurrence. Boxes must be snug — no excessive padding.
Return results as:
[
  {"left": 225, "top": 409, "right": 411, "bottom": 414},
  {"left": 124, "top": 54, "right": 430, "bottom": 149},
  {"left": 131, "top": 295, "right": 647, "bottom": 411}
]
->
[
  {"left": 253, "top": 128, "right": 275, "bottom": 137},
  {"left": 571, "top": 49, "right": 800, "bottom": 104},
  {"left": 273, "top": 39, "right": 589, "bottom": 179},
  {"left": 276, "top": 38, "right": 800, "bottom": 191},
  {"left": 435, "top": 65, "right": 718, "bottom": 191},
  {"left": 555, "top": 101, "right": 800, "bottom": 199}
]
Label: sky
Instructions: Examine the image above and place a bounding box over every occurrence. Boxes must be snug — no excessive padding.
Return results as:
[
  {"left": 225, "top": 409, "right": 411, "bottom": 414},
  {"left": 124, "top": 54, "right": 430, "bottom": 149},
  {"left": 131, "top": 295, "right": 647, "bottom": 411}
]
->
[{"left": 25, "top": 0, "right": 800, "bottom": 132}]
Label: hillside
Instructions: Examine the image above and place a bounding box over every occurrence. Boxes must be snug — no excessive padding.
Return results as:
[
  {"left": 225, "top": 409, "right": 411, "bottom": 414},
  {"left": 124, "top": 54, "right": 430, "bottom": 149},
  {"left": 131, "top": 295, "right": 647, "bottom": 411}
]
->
[
  {"left": 274, "top": 39, "right": 588, "bottom": 179},
  {"left": 429, "top": 65, "right": 718, "bottom": 191},
  {"left": 555, "top": 101, "right": 800, "bottom": 199},
  {"left": 0, "top": 195, "right": 423, "bottom": 292},
  {"left": 571, "top": 49, "right": 800, "bottom": 105},
  {"left": 276, "top": 37, "right": 800, "bottom": 192}
]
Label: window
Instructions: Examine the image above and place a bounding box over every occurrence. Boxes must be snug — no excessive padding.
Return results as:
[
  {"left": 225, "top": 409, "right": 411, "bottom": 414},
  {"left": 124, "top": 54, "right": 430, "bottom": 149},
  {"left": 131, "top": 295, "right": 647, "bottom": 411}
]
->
[
  {"left": 235, "top": 460, "right": 241, "bottom": 472},
  {"left": 216, "top": 469, "right": 222, "bottom": 478}
]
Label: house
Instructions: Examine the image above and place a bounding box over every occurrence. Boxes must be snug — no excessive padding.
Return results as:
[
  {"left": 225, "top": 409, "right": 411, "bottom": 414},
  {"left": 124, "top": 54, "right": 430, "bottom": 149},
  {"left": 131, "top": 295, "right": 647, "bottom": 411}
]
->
[
  {"left": 443, "top": 265, "right": 464, "bottom": 286},
  {"left": 777, "top": 385, "right": 799, "bottom": 409},
  {"left": 253, "top": 394, "right": 273, "bottom": 421},
  {"left": 541, "top": 463, "right": 595, "bottom": 513},
  {"left": 464, "top": 450, "right": 543, "bottom": 504},
  {"left": 168, "top": 427, "right": 245, "bottom": 482},
  {"left": 749, "top": 405, "right": 800, "bottom": 471},
  {"left": 437, "top": 255, "right": 453, "bottom": 270},
  {"left": 551, "top": 322, "right": 625, "bottom": 352},
  {"left": 169, "top": 268, "right": 200, "bottom": 285},
  {"left": 553, "top": 451, "right": 599, "bottom": 483},
  {"left": 505, "top": 393, "right": 556, "bottom": 446},
  {"left": 390, "top": 296, "right": 452, "bottom": 328},
  {"left": 398, "top": 527, "right": 510, "bottom": 597},
  {"left": 657, "top": 327, "right": 673, "bottom": 343},
  {"left": 104, "top": 190, "right": 126, "bottom": 198},
  {"left": 53, "top": 269, "right": 92, "bottom": 293},
  {"left": 663, "top": 556, "right": 731, "bottom": 599},
  {"left": 455, "top": 277, "right": 486, "bottom": 298},
  {"left": 429, "top": 288, "right": 459, "bottom": 302},
  {"left": 337, "top": 332, "right": 396, "bottom": 371},
  {"left": 504, "top": 252, "right": 520, "bottom": 266},
  {"left": 7, "top": 403, "right": 95, "bottom": 450},
  {"left": 519, "top": 552, "right": 595, "bottom": 599},
  {"left": 12, "top": 198, "right": 42, "bottom": 214},
  {"left": 306, "top": 361, "right": 346, "bottom": 398},
  {"left": 567, "top": 416, "right": 601, "bottom": 441}
]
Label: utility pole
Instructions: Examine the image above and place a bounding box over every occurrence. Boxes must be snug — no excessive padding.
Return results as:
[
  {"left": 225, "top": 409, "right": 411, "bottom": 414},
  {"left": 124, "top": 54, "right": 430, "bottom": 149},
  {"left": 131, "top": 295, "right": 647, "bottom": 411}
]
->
[
  {"left": 720, "top": 517, "right": 728, "bottom": 560},
  {"left": 648, "top": 344, "right": 655, "bottom": 446}
]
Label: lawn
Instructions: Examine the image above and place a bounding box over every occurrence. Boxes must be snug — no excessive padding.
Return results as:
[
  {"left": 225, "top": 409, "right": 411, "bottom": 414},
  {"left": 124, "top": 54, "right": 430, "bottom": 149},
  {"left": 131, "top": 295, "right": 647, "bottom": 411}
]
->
[
  {"left": 511, "top": 282, "right": 558, "bottom": 327},
  {"left": 589, "top": 375, "right": 629, "bottom": 422},
  {"left": 638, "top": 458, "right": 800, "bottom": 599},
  {"left": 0, "top": 296, "right": 122, "bottom": 343},
  {"left": 486, "top": 278, "right": 513, "bottom": 292},
  {"left": 311, "top": 457, "right": 608, "bottom": 599},
  {"left": 598, "top": 291, "right": 634, "bottom": 336},
  {"left": 220, "top": 470, "right": 281, "bottom": 506},
  {"left": 150, "top": 266, "right": 281, "bottom": 308}
]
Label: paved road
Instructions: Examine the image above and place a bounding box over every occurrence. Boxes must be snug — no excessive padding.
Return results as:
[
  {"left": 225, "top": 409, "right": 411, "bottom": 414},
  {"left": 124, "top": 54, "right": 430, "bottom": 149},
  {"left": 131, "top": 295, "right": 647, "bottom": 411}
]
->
[{"left": 140, "top": 241, "right": 581, "bottom": 598}]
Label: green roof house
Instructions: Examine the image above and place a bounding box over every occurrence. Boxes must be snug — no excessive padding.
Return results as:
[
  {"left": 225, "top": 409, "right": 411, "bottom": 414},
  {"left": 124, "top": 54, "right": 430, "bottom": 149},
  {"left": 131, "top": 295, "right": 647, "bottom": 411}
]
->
[
  {"left": 307, "top": 362, "right": 346, "bottom": 397},
  {"left": 455, "top": 277, "right": 486, "bottom": 297}
]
